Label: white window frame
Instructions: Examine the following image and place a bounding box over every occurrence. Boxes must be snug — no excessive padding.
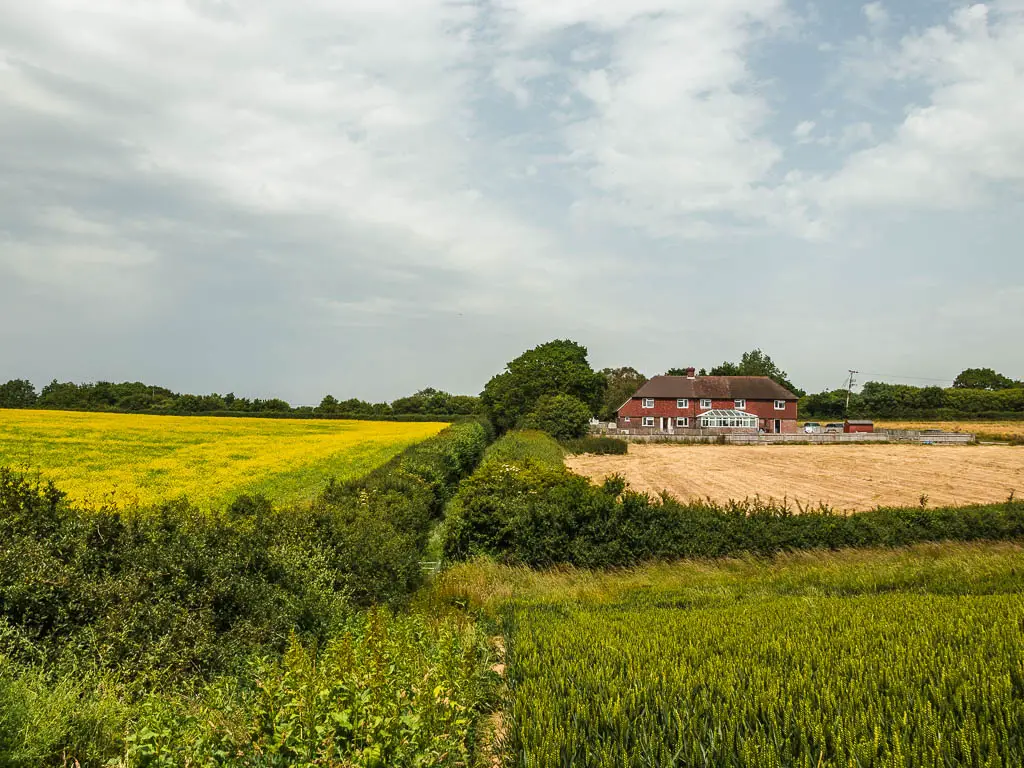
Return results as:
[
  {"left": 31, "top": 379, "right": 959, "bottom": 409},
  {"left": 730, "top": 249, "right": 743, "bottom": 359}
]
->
[
  {"left": 642, "top": 398, "right": 655, "bottom": 409},
  {"left": 774, "top": 399, "right": 786, "bottom": 410},
  {"left": 676, "top": 417, "right": 689, "bottom": 427},
  {"left": 699, "top": 398, "right": 712, "bottom": 410},
  {"left": 734, "top": 399, "right": 746, "bottom": 410},
  {"left": 642, "top": 416, "right": 655, "bottom": 427},
  {"left": 676, "top": 398, "right": 688, "bottom": 409},
  {"left": 623, "top": 417, "right": 630, "bottom": 423}
]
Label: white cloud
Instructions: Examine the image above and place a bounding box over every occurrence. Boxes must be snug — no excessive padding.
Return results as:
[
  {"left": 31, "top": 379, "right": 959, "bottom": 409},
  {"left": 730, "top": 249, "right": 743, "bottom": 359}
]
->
[
  {"left": 816, "top": 2, "right": 1024, "bottom": 211},
  {"left": 862, "top": 2, "right": 889, "bottom": 30},
  {"left": 793, "top": 120, "right": 816, "bottom": 142},
  {"left": 493, "top": 0, "right": 791, "bottom": 237}
]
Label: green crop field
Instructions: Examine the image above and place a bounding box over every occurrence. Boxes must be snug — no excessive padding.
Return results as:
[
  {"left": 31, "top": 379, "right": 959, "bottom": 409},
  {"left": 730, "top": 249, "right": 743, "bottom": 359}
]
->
[
  {"left": 0, "top": 409, "right": 446, "bottom": 508},
  {"left": 441, "top": 543, "right": 1024, "bottom": 768}
]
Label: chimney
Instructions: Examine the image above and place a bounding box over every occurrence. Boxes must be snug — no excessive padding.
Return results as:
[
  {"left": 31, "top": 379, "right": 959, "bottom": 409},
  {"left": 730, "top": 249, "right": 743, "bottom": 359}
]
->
[{"left": 686, "top": 367, "right": 696, "bottom": 379}]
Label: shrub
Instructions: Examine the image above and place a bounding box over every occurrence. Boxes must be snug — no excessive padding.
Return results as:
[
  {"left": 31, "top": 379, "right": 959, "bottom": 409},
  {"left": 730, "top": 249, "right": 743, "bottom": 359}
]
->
[
  {"left": 0, "top": 420, "right": 493, "bottom": 683},
  {"left": 444, "top": 456, "right": 1024, "bottom": 567},
  {"left": 483, "top": 430, "right": 564, "bottom": 468},
  {"left": 561, "top": 436, "right": 627, "bottom": 455},
  {"left": 519, "top": 394, "right": 592, "bottom": 440}
]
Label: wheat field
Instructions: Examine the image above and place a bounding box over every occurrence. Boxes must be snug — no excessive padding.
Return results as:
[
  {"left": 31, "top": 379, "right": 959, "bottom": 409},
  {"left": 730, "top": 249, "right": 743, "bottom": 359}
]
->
[{"left": 0, "top": 409, "right": 446, "bottom": 508}]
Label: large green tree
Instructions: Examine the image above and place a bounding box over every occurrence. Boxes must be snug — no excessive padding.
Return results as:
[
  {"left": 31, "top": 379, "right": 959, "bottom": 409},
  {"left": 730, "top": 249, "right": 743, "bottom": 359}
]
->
[
  {"left": 597, "top": 367, "right": 647, "bottom": 421},
  {"left": 710, "top": 349, "right": 803, "bottom": 395},
  {"left": 481, "top": 340, "right": 605, "bottom": 432},
  {"left": 0, "top": 379, "right": 37, "bottom": 408},
  {"left": 952, "top": 368, "right": 1017, "bottom": 390},
  {"left": 521, "top": 394, "right": 592, "bottom": 440}
]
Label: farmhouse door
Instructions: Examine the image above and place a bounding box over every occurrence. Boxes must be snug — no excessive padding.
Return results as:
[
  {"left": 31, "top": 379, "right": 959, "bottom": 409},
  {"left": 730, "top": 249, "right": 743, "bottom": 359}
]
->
[{"left": 774, "top": 419, "right": 781, "bottom": 434}]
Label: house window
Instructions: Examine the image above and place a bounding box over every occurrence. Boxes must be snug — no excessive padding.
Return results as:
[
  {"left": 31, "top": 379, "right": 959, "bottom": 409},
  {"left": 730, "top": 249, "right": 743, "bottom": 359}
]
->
[
  {"left": 700, "top": 411, "right": 758, "bottom": 428},
  {"left": 676, "top": 399, "right": 688, "bottom": 409},
  {"left": 735, "top": 399, "right": 746, "bottom": 410},
  {"left": 642, "top": 416, "right": 655, "bottom": 427},
  {"left": 774, "top": 400, "right": 786, "bottom": 410},
  {"left": 642, "top": 398, "right": 655, "bottom": 408},
  {"left": 700, "top": 399, "right": 712, "bottom": 410},
  {"left": 676, "top": 417, "right": 689, "bottom": 427},
  {"left": 623, "top": 417, "right": 630, "bottom": 423}
]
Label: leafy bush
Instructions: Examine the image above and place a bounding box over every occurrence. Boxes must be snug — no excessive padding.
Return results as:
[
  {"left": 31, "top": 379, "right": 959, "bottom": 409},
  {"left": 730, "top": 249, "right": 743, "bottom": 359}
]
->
[
  {"left": 561, "top": 437, "right": 627, "bottom": 455},
  {"left": 0, "top": 420, "right": 491, "bottom": 680},
  {"left": 118, "top": 610, "right": 494, "bottom": 768},
  {"left": 481, "top": 340, "right": 604, "bottom": 432},
  {"left": 519, "top": 394, "right": 592, "bottom": 440},
  {"left": 0, "top": 419, "right": 495, "bottom": 765},
  {"left": 483, "top": 430, "right": 565, "bottom": 468},
  {"left": 444, "top": 454, "right": 1024, "bottom": 567}
]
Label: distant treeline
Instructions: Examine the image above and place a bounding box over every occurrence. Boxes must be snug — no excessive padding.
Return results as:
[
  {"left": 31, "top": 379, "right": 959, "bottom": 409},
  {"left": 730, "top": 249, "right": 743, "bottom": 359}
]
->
[
  {"left": 801, "top": 380, "right": 1024, "bottom": 420},
  {"left": 0, "top": 378, "right": 482, "bottom": 418}
]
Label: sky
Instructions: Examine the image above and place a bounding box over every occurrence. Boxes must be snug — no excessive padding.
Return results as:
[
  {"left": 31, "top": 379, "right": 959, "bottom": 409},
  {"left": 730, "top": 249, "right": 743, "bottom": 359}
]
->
[{"left": 1, "top": 0, "right": 1023, "bottom": 404}]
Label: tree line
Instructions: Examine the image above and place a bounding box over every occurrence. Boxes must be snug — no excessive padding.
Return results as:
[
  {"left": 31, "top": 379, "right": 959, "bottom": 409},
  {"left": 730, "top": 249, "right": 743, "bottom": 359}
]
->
[
  {"left": 0, "top": 378, "right": 482, "bottom": 418},
  {"left": 4, "top": 353, "right": 1020, "bottom": 430}
]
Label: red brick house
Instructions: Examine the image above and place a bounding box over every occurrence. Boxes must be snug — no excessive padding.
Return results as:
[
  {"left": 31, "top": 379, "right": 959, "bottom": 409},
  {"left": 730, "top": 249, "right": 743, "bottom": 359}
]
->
[{"left": 616, "top": 368, "right": 799, "bottom": 435}]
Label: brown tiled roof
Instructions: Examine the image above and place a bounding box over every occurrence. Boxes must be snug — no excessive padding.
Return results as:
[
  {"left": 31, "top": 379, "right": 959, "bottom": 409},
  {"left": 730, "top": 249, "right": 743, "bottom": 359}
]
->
[{"left": 632, "top": 376, "right": 798, "bottom": 401}]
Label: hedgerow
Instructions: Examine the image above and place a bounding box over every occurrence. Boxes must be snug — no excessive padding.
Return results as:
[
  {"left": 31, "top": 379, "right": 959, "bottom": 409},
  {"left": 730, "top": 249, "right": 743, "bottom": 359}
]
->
[
  {"left": 0, "top": 419, "right": 493, "bottom": 765},
  {"left": 443, "top": 431, "right": 1024, "bottom": 567}
]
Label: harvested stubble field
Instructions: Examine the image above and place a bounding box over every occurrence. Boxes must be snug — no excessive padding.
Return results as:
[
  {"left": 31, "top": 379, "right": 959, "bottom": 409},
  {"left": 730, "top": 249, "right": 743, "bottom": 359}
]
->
[
  {"left": 567, "top": 443, "right": 1024, "bottom": 511},
  {"left": 0, "top": 408, "right": 446, "bottom": 508},
  {"left": 877, "top": 419, "right": 1024, "bottom": 442}
]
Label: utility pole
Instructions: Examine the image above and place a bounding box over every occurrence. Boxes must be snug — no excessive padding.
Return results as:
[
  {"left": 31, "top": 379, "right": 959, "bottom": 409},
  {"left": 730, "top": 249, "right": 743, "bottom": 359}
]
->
[{"left": 845, "top": 370, "right": 858, "bottom": 415}]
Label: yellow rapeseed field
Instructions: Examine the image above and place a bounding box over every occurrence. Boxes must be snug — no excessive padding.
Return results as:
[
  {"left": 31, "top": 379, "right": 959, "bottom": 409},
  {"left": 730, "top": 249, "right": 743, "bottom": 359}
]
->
[{"left": 0, "top": 409, "right": 446, "bottom": 508}]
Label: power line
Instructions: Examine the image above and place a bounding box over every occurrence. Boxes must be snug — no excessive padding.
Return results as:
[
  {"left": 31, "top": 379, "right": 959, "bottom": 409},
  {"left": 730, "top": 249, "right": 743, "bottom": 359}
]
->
[{"left": 856, "top": 372, "right": 954, "bottom": 384}]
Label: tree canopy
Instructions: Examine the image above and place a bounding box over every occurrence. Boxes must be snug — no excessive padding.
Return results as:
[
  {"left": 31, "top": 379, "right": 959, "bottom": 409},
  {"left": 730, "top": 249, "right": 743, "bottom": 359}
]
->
[
  {"left": 952, "top": 368, "right": 1019, "bottom": 390},
  {"left": 481, "top": 340, "right": 605, "bottom": 432},
  {"left": 521, "top": 394, "right": 592, "bottom": 440},
  {"left": 0, "top": 379, "right": 38, "bottom": 409},
  {"left": 597, "top": 367, "right": 647, "bottom": 421},
  {"left": 709, "top": 349, "right": 803, "bottom": 395}
]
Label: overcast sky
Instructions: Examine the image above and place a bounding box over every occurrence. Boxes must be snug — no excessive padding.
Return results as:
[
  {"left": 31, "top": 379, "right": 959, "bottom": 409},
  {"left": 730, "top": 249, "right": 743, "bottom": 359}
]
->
[{"left": 2, "top": 0, "right": 1023, "bottom": 404}]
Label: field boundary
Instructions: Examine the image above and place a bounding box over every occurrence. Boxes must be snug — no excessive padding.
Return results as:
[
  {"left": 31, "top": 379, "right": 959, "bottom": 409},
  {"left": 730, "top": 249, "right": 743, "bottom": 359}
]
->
[{"left": 609, "top": 431, "right": 975, "bottom": 445}]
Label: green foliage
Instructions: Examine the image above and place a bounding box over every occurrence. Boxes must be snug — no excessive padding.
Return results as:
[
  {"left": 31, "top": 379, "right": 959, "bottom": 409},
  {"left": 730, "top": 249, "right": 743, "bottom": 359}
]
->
[
  {"left": 5, "top": 377, "right": 479, "bottom": 419},
  {"left": 561, "top": 437, "right": 628, "bottom": 455},
  {"left": 481, "top": 340, "right": 604, "bottom": 432},
  {"left": 0, "top": 420, "right": 489, "bottom": 675},
  {"left": 0, "top": 379, "right": 37, "bottom": 409},
  {"left": 519, "top": 394, "right": 592, "bottom": 440},
  {"left": 118, "top": 610, "right": 494, "bottom": 768},
  {"left": 0, "top": 420, "right": 494, "bottom": 765},
  {"left": 444, "top": 454, "right": 1024, "bottom": 567},
  {"left": 953, "top": 367, "right": 1019, "bottom": 390},
  {"left": 502, "top": 553, "right": 1024, "bottom": 767},
  {"left": 596, "top": 367, "right": 647, "bottom": 421},
  {"left": 390, "top": 387, "right": 482, "bottom": 416},
  {"left": 802, "top": 380, "right": 1024, "bottom": 419},
  {"left": 482, "top": 430, "right": 566, "bottom": 468},
  {"left": 709, "top": 349, "right": 803, "bottom": 395}
]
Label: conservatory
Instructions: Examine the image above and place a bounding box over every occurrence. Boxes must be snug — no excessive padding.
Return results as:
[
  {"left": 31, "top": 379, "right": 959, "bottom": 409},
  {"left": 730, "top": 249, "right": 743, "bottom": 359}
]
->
[{"left": 698, "top": 409, "right": 759, "bottom": 429}]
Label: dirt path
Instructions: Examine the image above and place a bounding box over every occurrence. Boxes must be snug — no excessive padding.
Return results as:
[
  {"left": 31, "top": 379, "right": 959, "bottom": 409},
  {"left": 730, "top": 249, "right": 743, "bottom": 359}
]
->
[{"left": 567, "top": 444, "right": 1024, "bottom": 511}]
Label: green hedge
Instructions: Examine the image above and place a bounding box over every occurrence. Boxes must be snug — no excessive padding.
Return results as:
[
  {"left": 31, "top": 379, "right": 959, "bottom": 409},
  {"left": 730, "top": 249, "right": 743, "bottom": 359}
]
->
[
  {"left": 561, "top": 436, "right": 628, "bottom": 455},
  {"left": 0, "top": 420, "right": 492, "bottom": 681},
  {"left": 444, "top": 450, "right": 1024, "bottom": 567}
]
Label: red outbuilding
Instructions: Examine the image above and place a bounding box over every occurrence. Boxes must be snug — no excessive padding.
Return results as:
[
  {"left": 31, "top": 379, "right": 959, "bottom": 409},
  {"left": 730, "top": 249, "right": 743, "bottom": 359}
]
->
[{"left": 844, "top": 420, "right": 875, "bottom": 433}]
